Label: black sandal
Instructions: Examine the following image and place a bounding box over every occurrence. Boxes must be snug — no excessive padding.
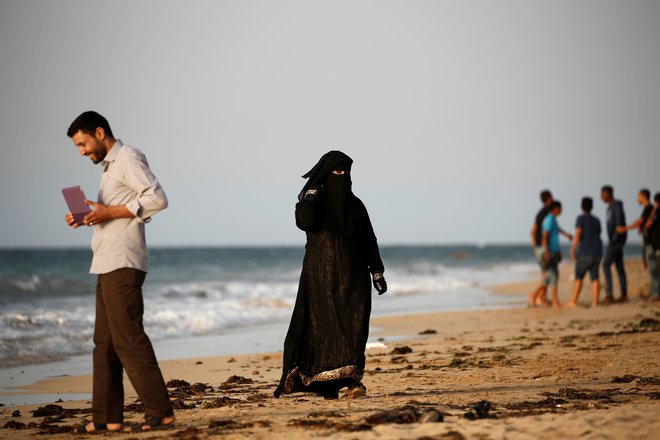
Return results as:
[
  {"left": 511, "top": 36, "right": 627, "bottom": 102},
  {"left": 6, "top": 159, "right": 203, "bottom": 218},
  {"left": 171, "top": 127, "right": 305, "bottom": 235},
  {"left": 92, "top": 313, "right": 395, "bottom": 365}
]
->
[
  {"left": 130, "top": 416, "right": 175, "bottom": 432},
  {"left": 74, "top": 421, "right": 121, "bottom": 434}
]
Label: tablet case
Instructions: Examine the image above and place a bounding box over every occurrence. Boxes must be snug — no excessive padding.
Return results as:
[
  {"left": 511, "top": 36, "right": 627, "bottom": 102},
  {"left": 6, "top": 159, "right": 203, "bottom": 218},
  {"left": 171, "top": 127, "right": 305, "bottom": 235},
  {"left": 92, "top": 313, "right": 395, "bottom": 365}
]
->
[{"left": 62, "top": 186, "right": 91, "bottom": 224}]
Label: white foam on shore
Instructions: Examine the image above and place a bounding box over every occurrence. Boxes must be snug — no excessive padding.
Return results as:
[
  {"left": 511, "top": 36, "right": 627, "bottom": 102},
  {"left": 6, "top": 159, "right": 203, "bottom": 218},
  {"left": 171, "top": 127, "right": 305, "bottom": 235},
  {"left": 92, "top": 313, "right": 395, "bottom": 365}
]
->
[{"left": 0, "top": 261, "right": 538, "bottom": 368}]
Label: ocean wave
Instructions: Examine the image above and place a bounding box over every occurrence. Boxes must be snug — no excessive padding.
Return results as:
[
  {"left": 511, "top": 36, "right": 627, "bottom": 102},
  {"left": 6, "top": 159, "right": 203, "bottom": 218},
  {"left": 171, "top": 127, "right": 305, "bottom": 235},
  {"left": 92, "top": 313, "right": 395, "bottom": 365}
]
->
[
  {"left": 0, "top": 257, "right": 542, "bottom": 367},
  {"left": 0, "top": 274, "right": 93, "bottom": 299},
  {"left": 0, "top": 279, "right": 298, "bottom": 367}
]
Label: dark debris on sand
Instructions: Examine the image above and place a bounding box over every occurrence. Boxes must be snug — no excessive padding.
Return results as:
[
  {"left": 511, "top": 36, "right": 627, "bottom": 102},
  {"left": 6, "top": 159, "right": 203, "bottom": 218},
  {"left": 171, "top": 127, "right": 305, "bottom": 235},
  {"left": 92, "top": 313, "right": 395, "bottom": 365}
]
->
[
  {"left": 501, "top": 398, "right": 576, "bottom": 417},
  {"left": 288, "top": 418, "right": 372, "bottom": 432},
  {"left": 3, "top": 414, "right": 76, "bottom": 435},
  {"left": 366, "top": 405, "right": 444, "bottom": 425},
  {"left": 124, "top": 400, "right": 144, "bottom": 413},
  {"left": 170, "top": 382, "right": 214, "bottom": 399},
  {"left": 391, "top": 356, "right": 409, "bottom": 364},
  {"left": 246, "top": 392, "right": 272, "bottom": 402},
  {"left": 597, "top": 318, "right": 660, "bottom": 338},
  {"left": 545, "top": 388, "right": 622, "bottom": 402},
  {"left": 208, "top": 418, "right": 271, "bottom": 431},
  {"left": 438, "top": 431, "right": 467, "bottom": 440},
  {"left": 390, "top": 346, "right": 413, "bottom": 355},
  {"left": 36, "top": 424, "right": 74, "bottom": 435},
  {"left": 463, "top": 400, "right": 495, "bottom": 420},
  {"left": 611, "top": 375, "right": 660, "bottom": 385},
  {"left": 201, "top": 396, "right": 242, "bottom": 408},
  {"left": 418, "top": 329, "right": 438, "bottom": 335},
  {"left": 283, "top": 405, "right": 444, "bottom": 432},
  {"left": 169, "top": 426, "right": 204, "bottom": 440},
  {"left": 3, "top": 421, "right": 27, "bottom": 429},
  {"left": 501, "top": 384, "right": 660, "bottom": 418},
  {"left": 167, "top": 379, "right": 191, "bottom": 388},
  {"left": 307, "top": 410, "right": 346, "bottom": 418},
  {"left": 172, "top": 398, "right": 197, "bottom": 410},
  {"left": 31, "top": 404, "right": 79, "bottom": 418},
  {"left": 219, "top": 375, "right": 254, "bottom": 390},
  {"left": 504, "top": 397, "right": 567, "bottom": 412}
]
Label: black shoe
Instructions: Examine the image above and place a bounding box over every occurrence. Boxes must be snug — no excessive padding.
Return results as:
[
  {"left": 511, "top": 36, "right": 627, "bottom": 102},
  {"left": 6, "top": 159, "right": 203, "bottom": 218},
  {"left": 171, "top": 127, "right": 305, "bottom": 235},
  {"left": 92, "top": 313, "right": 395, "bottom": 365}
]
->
[{"left": 321, "top": 390, "right": 339, "bottom": 400}]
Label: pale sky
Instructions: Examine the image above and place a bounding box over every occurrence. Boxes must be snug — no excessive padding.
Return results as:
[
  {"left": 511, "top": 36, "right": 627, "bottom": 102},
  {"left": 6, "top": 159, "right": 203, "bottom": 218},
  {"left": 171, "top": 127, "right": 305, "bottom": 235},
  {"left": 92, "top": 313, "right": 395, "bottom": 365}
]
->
[{"left": 1, "top": 0, "right": 659, "bottom": 248}]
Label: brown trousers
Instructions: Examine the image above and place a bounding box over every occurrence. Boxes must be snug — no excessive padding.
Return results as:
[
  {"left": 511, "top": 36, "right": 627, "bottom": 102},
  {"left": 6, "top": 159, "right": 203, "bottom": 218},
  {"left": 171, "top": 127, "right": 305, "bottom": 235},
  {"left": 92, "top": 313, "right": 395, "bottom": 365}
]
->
[{"left": 93, "top": 268, "right": 172, "bottom": 424}]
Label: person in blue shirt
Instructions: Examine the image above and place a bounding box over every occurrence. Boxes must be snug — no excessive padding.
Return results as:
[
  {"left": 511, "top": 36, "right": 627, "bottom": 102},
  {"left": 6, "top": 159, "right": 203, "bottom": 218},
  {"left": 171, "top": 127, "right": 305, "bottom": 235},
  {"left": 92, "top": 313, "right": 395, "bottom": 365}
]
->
[
  {"left": 566, "top": 197, "right": 603, "bottom": 308},
  {"left": 600, "top": 185, "right": 628, "bottom": 303},
  {"left": 528, "top": 190, "right": 554, "bottom": 307},
  {"left": 541, "top": 201, "right": 565, "bottom": 308},
  {"left": 529, "top": 193, "right": 572, "bottom": 307}
]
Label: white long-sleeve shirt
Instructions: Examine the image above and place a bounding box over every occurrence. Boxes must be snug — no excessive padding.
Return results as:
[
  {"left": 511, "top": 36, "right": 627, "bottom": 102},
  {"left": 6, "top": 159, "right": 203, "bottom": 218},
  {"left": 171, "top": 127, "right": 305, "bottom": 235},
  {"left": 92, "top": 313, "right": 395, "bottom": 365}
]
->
[{"left": 90, "top": 140, "right": 168, "bottom": 274}]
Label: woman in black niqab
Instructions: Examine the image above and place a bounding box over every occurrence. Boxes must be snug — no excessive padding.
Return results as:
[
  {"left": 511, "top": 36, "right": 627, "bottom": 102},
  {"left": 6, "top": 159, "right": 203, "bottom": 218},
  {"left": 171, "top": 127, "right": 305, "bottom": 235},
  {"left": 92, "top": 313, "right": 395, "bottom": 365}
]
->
[{"left": 275, "top": 150, "right": 387, "bottom": 399}]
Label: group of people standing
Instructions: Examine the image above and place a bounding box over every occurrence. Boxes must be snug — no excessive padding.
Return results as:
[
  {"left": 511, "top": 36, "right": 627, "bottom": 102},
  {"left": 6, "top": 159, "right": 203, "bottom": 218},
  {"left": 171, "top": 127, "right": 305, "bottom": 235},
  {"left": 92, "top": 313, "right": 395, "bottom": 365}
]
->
[
  {"left": 64, "top": 112, "right": 386, "bottom": 433},
  {"left": 529, "top": 187, "right": 660, "bottom": 309}
]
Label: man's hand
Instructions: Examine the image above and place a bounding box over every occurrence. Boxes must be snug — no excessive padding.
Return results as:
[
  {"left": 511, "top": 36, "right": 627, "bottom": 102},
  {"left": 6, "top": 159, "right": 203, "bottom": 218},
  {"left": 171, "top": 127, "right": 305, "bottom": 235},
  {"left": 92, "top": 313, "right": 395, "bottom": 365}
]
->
[
  {"left": 570, "top": 249, "right": 576, "bottom": 261},
  {"left": 82, "top": 200, "right": 111, "bottom": 227},
  {"left": 64, "top": 212, "right": 81, "bottom": 229},
  {"left": 544, "top": 251, "right": 550, "bottom": 263},
  {"left": 616, "top": 225, "right": 627, "bottom": 234}
]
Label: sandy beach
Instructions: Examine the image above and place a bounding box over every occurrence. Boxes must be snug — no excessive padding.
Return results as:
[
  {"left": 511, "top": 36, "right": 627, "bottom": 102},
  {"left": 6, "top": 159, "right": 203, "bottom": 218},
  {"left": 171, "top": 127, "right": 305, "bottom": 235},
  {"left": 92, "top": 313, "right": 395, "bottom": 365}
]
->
[{"left": 1, "top": 259, "right": 659, "bottom": 439}]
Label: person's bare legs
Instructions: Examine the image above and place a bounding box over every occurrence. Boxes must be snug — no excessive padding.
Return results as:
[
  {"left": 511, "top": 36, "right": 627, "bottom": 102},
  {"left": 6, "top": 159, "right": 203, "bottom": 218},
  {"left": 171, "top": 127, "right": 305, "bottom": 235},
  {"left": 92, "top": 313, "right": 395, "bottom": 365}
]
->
[
  {"left": 528, "top": 287, "right": 538, "bottom": 307},
  {"left": 565, "top": 279, "right": 583, "bottom": 308},
  {"left": 590, "top": 279, "right": 600, "bottom": 307},
  {"left": 537, "top": 287, "right": 549, "bottom": 306},
  {"left": 551, "top": 286, "right": 561, "bottom": 308},
  {"left": 529, "top": 285, "right": 546, "bottom": 307}
]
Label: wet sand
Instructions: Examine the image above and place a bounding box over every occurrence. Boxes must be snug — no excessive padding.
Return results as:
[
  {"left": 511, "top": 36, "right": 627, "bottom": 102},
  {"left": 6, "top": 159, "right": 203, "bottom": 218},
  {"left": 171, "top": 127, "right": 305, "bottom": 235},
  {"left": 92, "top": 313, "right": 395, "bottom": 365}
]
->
[{"left": 1, "top": 259, "right": 658, "bottom": 439}]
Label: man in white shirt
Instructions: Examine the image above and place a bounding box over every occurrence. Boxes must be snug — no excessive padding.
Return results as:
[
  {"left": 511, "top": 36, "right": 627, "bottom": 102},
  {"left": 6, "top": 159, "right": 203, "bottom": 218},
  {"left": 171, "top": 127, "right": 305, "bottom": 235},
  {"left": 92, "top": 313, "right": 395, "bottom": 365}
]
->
[{"left": 64, "top": 111, "right": 174, "bottom": 433}]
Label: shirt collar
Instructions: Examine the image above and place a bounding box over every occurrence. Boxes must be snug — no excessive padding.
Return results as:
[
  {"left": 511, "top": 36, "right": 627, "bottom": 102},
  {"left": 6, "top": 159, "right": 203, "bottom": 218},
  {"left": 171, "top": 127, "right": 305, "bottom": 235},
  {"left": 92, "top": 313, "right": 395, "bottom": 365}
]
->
[{"left": 103, "top": 139, "right": 123, "bottom": 164}]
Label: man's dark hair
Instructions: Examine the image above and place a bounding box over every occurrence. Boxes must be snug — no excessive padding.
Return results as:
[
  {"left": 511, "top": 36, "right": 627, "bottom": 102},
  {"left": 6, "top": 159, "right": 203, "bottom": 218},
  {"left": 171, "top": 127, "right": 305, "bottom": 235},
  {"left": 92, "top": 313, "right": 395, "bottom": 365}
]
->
[
  {"left": 540, "top": 190, "right": 552, "bottom": 203},
  {"left": 67, "top": 111, "right": 113, "bottom": 138},
  {"left": 581, "top": 197, "right": 593, "bottom": 212},
  {"left": 655, "top": 192, "right": 660, "bottom": 204},
  {"left": 640, "top": 188, "right": 650, "bottom": 200},
  {"left": 550, "top": 200, "right": 561, "bottom": 211},
  {"left": 601, "top": 185, "right": 614, "bottom": 197}
]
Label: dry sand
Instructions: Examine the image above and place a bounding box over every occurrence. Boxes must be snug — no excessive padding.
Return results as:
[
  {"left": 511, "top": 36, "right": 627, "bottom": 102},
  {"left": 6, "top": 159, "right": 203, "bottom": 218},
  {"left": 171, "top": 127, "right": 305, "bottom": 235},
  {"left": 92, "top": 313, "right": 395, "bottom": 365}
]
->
[{"left": 1, "top": 259, "right": 659, "bottom": 439}]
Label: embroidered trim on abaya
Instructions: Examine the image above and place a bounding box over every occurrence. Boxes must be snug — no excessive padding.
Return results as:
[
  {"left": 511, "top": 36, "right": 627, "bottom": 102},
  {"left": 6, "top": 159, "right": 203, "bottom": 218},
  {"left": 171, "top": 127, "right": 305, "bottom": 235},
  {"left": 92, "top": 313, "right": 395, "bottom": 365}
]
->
[{"left": 282, "top": 365, "right": 364, "bottom": 394}]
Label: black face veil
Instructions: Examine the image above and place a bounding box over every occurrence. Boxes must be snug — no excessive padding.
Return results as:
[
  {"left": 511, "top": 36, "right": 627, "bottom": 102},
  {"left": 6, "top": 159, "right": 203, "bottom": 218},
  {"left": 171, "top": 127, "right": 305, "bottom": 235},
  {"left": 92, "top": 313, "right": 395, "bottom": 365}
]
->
[
  {"left": 299, "top": 150, "right": 356, "bottom": 236},
  {"left": 298, "top": 151, "right": 353, "bottom": 199}
]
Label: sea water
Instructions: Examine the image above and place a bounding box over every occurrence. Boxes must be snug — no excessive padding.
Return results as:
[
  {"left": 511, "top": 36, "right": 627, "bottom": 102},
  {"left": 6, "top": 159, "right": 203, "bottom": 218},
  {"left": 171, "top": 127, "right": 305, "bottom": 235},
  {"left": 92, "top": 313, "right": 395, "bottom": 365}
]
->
[{"left": 0, "top": 244, "right": 642, "bottom": 369}]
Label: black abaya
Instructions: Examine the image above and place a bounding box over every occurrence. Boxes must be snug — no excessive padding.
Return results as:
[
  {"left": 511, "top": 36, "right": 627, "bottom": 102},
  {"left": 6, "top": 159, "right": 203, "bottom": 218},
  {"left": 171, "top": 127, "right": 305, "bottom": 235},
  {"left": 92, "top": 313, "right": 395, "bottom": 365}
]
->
[{"left": 275, "top": 152, "right": 384, "bottom": 398}]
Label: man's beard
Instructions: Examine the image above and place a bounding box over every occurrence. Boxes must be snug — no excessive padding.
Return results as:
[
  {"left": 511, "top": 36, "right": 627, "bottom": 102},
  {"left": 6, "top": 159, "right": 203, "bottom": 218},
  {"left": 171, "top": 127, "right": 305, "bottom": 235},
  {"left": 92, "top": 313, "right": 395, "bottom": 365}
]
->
[{"left": 91, "top": 141, "right": 107, "bottom": 164}]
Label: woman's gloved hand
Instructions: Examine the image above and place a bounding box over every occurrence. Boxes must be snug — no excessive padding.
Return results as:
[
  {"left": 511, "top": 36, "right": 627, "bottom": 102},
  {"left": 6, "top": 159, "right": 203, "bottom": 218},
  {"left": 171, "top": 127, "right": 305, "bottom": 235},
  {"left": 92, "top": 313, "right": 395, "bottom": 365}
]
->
[
  {"left": 303, "top": 188, "right": 320, "bottom": 201},
  {"left": 372, "top": 272, "right": 387, "bottom": 295}
]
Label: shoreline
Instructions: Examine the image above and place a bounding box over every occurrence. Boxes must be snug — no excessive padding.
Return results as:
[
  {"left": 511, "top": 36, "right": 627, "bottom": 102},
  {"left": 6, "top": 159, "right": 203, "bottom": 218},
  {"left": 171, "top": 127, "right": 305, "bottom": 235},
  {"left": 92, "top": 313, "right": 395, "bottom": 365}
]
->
[
  {"left": 0, "top": 275, "right": 528, "bottom": 403},
  {"left": 1, "top": 259, "right": 658, "bottom": 439},
  {"left": 0, "top": 258, "right": 650, "bottom": 397}
]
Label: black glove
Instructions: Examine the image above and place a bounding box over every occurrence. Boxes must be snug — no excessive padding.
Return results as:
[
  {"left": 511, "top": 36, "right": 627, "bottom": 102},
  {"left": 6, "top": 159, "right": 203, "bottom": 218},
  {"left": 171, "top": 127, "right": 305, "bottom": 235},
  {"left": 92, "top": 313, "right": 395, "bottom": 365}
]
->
[
  {"left": 372, "top": 272, "right": 387, "bottom": 295},
  {"left": 303, "top": 188, "right": 319, "bottom": 201}
]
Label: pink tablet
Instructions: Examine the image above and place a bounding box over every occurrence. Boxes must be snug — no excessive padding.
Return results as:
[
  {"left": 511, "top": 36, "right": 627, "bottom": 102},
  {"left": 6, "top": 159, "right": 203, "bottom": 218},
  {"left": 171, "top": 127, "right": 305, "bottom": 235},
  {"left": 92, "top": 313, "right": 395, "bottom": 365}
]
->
[{"left": 62, "top": 186, "right": 91, "bottom": 224}]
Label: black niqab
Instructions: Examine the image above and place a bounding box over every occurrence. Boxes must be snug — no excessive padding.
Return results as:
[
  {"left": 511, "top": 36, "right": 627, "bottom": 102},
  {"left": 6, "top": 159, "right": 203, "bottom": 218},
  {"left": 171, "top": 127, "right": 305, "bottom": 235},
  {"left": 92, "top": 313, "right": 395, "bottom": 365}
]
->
[
  {"left": 298, "top": 150, "right": 353, "bottom": 201},
  {"left": 299, "top": 150, "right": 356, "bottom": 236}
]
